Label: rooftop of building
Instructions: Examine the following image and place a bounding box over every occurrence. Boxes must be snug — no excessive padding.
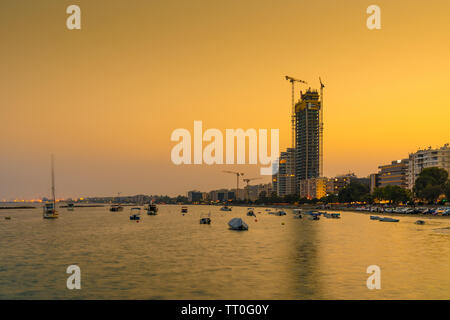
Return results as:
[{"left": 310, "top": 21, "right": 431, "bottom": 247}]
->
[{"left": 411, "top": 143, "right": 450, "bottom": 154}]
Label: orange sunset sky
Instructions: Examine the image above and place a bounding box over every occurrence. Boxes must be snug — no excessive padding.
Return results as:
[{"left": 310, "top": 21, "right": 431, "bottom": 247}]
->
[{"left": 1, "top": 0, "right": 449, "bottom": 199}]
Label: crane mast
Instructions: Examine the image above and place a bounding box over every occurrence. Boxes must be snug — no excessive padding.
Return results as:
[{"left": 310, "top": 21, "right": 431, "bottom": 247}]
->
[
  {"left": 223, "top": 171, "right": 244, "bottom": 200},
  {"left": 319, "top": 77, "right": 325, "bottom": 177},
  {"left": 285, "top": 76, "right": 307, "bottom": 149}
]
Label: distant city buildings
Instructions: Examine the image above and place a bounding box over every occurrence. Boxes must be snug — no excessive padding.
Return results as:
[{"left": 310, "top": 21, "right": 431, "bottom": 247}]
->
[{"left": 370, "top": 143, "right": 450, "bottom": 191}]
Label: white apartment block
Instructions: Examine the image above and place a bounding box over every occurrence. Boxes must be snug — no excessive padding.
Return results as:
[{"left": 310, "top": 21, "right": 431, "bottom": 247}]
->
[{"left": 407, "top": 143, "right": 450, "bottom": 190}]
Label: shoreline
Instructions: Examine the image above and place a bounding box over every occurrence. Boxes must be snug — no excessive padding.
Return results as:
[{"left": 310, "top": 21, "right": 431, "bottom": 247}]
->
[{"left": 209, "top": 203, "right": 450, "bottom": 219}]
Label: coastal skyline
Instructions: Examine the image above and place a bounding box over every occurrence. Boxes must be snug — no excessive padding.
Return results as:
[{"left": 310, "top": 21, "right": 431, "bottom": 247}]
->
[{"left": 2, "top": 0, "right": 450, "bottom": 199}]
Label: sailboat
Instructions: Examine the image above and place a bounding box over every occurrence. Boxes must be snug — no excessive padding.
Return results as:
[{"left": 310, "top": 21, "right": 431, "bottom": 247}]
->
[
  {"left": 43, "top": 155, "right": 58, "bottom": 219},
  {"left": 109, "top": 192, "right": 124, "bottom": 212}
]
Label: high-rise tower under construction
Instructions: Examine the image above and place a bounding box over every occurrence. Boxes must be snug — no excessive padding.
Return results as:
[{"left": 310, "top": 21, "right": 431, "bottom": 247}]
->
[{"left": 295, "top": 89, "right": 321, "bottom": 184}]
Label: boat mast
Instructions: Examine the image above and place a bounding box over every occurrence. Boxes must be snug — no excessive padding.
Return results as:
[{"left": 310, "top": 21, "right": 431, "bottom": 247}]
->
[{"left": 51, "top": 154, "right": 56, "bottom": 209}]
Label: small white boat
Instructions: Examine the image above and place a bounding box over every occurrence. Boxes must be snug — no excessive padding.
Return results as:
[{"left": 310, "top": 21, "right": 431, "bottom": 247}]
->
[
  {"left": 130, "top": 207, "right": 141, "bottom": 221},
  {"left": 228, "top": 218, "right": 248, "bottom": 231},
  {"left": 220, "top": 205, "right": 232, "bottom": 211}
]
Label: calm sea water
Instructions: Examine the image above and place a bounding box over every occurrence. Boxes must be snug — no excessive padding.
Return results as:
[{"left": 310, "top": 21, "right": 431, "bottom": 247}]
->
[{"left": 0, "top": 204, "right": 449, "bottom": 299}]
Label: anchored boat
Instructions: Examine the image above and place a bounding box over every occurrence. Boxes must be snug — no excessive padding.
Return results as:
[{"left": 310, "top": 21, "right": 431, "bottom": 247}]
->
[
  {"left": 379, "top": 217, "right": 399, "bottom": 222},
  {"left": 181, "top": 206, "right": 188, "bottom": 214},
  {"left": 146, "top": 202, "right": 158, "bottom": 215},
  {"left": 130, "top": 207, "right": 141, "bottom": 221},
  {"left": 247, "top": 208, "right": 256, "bottom": 217},
  {"left": 228, "top": 218, "right": 248, "bottom": 230},
  {"left": 43, "top": 155, "right": 58, "bottom": 219},
  {"left": 200, "top": 212, "right": 212, "bottom": 224},
  {"left": 220, "top": 205, "right": 232, "bottom": 211},
  {"left": 109, "top": 193, "right": 124, "bottom": 212}
]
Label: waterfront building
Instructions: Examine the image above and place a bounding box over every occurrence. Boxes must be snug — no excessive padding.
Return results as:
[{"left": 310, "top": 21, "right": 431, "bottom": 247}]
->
[
  {"left": 407, "top": 144, "right": 450, "bottom": 190},
  {"left": 187, "top": 191, "right": 203, "bottom": 203},
  {"left": 299, "top": 177, "right": 327, "bottom": 199},
  {"left": 257, "top": 183, "right": 273, "bottom": 198},
  {"left": 272, "top": 148, "right": 296, "bottom": 196},
  {"left": 326, "top": 173, "right": 353, "bottom": 194},
  {"left": 369, "top": 173, "right": 380, "bottom": 193},
  {"left": 377, "top": 159, "right": 409, "bottom": 189}
]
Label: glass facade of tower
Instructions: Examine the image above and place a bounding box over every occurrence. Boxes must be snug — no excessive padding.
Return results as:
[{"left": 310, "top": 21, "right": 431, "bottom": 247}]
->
[{"left": 295, "top": 89, "right": 321, "bottom": 185}]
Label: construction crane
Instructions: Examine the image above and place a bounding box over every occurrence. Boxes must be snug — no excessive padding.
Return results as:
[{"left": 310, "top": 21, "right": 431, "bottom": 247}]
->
[
  {"left": 285, "top": 76, "right": 308, "bottom": 149},
  {"left": 223, "top": 171, "right": 244, "bottom": 200},
  {"left": 319, "top": 77, "right": 325, "bottom": 177},
  {"left": 242, "top": 177, "right": 262, "bottom": 201}
]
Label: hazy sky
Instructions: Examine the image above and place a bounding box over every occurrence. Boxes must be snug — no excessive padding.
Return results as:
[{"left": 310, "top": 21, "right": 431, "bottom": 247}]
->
[{"left": 1, "top": 0, "right": 449, "bottom": 199}]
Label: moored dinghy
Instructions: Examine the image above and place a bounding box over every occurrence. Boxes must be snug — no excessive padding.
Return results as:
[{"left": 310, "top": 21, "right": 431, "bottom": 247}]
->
[
  {"left": 130, "top": 207, "right": 141, "bottom": 221},
  {"left": 200, "top": 212, "right": 212, "bottom": 224},
  {"left": 146, "top": 202, "right": 158, "bottom": 215},
  {"left": 247, "top": 208, "right": 256, "bottom": 217},
  {"left": 379, "top": 217, "right": 399, "bottom": 222},
  {"left": 228, "top": 218, "right": 248, "bottom": 230},
  {"left": 415, "top": 220, "right": 425, "bottom": 225}
]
